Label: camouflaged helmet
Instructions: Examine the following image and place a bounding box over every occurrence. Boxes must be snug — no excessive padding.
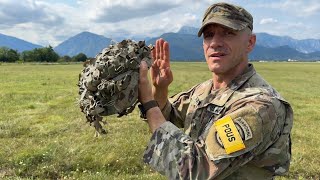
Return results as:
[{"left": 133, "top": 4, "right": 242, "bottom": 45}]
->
[{"left": 78, "top": 39, "right": 153, "bottom": 134}]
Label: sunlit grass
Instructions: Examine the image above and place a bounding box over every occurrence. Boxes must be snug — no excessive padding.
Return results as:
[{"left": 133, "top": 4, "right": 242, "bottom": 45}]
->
[{"left": 0, "top": 62, "right": 319, "bottom": 179}]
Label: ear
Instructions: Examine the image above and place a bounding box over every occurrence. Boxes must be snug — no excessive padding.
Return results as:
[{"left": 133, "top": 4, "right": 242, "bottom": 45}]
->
[{"left": 247, "top": 33, "right": 256, "bottom": 53}]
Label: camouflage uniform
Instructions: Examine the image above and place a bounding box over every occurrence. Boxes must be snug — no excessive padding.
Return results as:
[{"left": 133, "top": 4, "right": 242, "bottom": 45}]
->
[{"left": 143, "top": 64, "right": 293, "bottom": 179}]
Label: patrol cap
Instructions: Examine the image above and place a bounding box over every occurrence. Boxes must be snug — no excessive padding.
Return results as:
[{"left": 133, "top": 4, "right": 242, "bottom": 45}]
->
[{"left": 198, "top": 2, "right": 253, "bottom": 37}]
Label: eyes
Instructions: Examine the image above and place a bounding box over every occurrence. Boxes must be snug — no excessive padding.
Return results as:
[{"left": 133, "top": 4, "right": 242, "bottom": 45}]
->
[{"left": 203, "top": 29, "right": 237, "bottom": 40}]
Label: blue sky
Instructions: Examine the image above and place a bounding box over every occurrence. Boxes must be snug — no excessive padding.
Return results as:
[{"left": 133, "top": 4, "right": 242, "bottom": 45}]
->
[{"left": 0, "top": 0, "right": 319, "bottom": 46}]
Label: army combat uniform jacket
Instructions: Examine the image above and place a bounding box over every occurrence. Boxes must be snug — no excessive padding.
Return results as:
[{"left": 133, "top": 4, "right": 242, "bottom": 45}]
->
[{"left": 143, "top": 64, "right": 293, "bottom": 180}]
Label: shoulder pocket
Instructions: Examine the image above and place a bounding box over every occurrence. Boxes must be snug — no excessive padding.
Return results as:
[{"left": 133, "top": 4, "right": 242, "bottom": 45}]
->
[{"left": 205, "top": 105, "right": 263, "bottom": 161}]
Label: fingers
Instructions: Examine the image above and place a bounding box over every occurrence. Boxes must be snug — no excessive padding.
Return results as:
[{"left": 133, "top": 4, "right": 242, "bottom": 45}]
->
[
  {"left": 163, "top": 41, "right": 170, "bottom": 66},
  {"left": 150, "top": 38, "right": 172, "bottom": 87},
  {"left": 154, "top": 38, "right": 169, "bottom": 61},
  {"left": 160, "top": 39, "right": 164, "bottom": 60},
  {"left": 150, "top": 62, "right": 159, "bottom": 78},
  {"left": 139, "top": 61, "right": 153, "bottom": 103},
  {"left": 152, "top": 46, "right": 156, "bottom": 61},
  {"left": 156, "top": 39, "right": 161, "bottom": 60},
  {"left": 139, "top": 61, "right": 148, "bottom": 81}
]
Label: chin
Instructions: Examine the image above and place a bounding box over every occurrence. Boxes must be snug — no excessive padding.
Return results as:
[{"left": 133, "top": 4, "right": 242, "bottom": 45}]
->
[
  {"left": 208, "top": 66, "right": 223, "bottom": 74},
  {"left": 208, "top": 63, "right": 223, "bottom": 73}
]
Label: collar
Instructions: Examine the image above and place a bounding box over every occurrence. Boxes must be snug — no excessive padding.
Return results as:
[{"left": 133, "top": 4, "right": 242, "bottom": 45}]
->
[
  {"left": 228, "top": 63, "right": 256, "bottom": 90},
  {"left": 200, "top": 64, "right": 256, "bottom": 107}
]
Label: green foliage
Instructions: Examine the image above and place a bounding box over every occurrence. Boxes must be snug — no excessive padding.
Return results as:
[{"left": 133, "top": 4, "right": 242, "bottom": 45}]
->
[
  {"left": 0, "top": 47, "right": 19, "bottom": 62},
  {"left": 0, "top": 62, "right": 319, "bottom": 179},
  {"left": 21, "top": 46, "right": 59, "bottom": 62},
  {"left": 72, "top": 53, "right": 87, "bottom": 62},
  {"left": 58, "top": 55, "right": 72, "bottom": 63}
]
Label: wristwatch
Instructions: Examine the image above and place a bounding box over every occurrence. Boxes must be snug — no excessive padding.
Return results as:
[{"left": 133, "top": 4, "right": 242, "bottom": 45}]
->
[{"left": 138, "top": 100, "right": 159, "bottom": 119}]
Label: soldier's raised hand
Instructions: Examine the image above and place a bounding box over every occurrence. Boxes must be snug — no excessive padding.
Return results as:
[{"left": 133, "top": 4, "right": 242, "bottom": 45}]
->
[{"left": 151, "top": 38, "right": 173, "bottom": 89}]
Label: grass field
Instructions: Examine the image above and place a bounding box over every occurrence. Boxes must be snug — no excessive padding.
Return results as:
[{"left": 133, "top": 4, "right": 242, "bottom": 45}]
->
[{"left": 0, "top": 62, "right": 319, "bottom": 179}]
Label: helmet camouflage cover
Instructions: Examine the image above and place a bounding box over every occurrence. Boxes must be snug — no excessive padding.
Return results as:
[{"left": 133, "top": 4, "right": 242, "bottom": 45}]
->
[{"left": 78, "top": 39, "right": 153, "bottom": 134}]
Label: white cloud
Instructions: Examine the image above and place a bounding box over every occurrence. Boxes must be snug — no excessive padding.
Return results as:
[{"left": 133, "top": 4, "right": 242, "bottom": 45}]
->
[
  {"left": 80, "top": 0, "right": 187, "bottom": 23},
  {"left": 255, "top": 20, "right": 312, "bottom": 40},
  {"left": 302, "top": 4, "right": 320, "bottom": 16},
  {"left": 0, "top": 0, "right": 64, "bottom": 25},
  {"left": 0, "top": 0, "right": 89, "bottom": 46},
  {"left": 252, "top": 0, "right": 320, "bottom": 17},
  {"left": 0, "top": 0, "right": 320, "bottom": 47},
  {"left": 71, "top": 0, "right": 199, "bottom": 41},
  {"left": 85, "top": 9, "right": 198, "bottom": 41},
  {"left": 259, "top": 18, "right": 278, "bottom": 25}
]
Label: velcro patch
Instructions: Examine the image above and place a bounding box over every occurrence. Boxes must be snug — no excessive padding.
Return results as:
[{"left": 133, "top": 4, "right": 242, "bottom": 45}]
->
[
  {"left": 235, "top": 117, "right": 253, "bottom": 141},
  {"left": 214, "top": 116, "right": 245, "bottom": 154},
  {"left": 205, "top": 105, "right": 263, "bottom": 161},
  {"left": 207, "top": 105, "right": 224, "bottom": 115}
]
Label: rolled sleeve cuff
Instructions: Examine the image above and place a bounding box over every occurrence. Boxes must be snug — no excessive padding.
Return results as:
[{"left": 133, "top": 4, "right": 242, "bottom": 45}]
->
[{"left": 161, "top": 100, "right": 172, "bottom": 121}]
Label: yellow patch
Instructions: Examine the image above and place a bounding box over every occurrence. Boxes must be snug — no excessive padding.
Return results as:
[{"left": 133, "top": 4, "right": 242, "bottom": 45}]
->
[{"left": 214, "top": 116, "right": 245, "bottom": 154}]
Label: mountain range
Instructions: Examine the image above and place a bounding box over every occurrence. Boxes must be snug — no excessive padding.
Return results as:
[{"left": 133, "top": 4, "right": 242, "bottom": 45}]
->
[
  {"left": 178, "top": 26, "right": 320, "bottom": 54},
  {"left": 146, "top": 33, "right": 204, "bottom": 61},
  {"left": 1, "top": 26, "right": 320, "bottom": 61},
  {"left": 0, "top": 33, "right": 42, "bottom": 52},
  {"left": 53, "top": 31, "right": 112, "bottom": 57}
]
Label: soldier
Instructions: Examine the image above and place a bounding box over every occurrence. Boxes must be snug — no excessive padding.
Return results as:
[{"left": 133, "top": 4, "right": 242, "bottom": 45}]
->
[{"left": 138, "top": 2, "right": 293, "bottom": 180}]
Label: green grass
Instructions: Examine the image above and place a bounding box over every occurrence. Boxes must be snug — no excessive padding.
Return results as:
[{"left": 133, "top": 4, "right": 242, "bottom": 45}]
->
[{"left": 0, "top": 62, "right": 319, "bottom": 179}]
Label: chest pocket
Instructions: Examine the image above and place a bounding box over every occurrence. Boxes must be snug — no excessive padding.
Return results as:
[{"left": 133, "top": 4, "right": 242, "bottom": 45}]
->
[{"left": 186, "top": 89, "right": 234, "bottom": 139}]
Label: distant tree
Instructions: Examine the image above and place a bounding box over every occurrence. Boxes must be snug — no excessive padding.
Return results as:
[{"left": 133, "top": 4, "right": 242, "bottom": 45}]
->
[
  {"left": 38, "top": 46, "right": 60, "bottom": 62},
  {"left": 58, "top": 55, "right": 72, "bottom": 62},
  {"left": 72, "top": 53, "right": 87, "bottom": 62},
  {"left": 21, "top": 50, "right": 34, "bottom": 62},
  {"left": 0, "top": 47, "right": 19, "bottom": 62},
  {"left": 7, "top": 49, "right": 19, "bottom": 62},
  {"left": 21, "top": 46, "right": 59, "bottom": 62}
]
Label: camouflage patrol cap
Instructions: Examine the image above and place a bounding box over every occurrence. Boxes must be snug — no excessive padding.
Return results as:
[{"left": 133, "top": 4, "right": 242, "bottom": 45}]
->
[
  {"left": 198, "top": 2, "right": 253, "bottom": 37},
  {"left": 78, "top": 39, "right": 153, "bottom": 133}
]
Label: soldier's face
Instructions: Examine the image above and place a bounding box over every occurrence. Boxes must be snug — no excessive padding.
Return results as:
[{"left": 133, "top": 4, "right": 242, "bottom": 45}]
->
[{"left": 202, "top": 24, "right": 255, "bottom": 75}]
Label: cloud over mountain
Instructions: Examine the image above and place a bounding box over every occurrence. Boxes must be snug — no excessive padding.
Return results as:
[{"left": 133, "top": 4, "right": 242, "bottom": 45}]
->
[
  {"left": 259, "top": 18, "right": 278, "bottom": 25},
  {"left": 0, "top": 0, "right": 320, "bottom": 47},
  {"left": 0, "top": 0, "right": 63, "bottom": 26},
  {"left": 85, "top": 0, "right": 184, "bottom": 23}
]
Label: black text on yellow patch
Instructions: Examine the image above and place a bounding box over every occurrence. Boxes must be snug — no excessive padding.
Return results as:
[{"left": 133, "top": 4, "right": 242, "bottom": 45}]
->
[{"left": 214, "top": 116, "right": 245, "bottom": 154}]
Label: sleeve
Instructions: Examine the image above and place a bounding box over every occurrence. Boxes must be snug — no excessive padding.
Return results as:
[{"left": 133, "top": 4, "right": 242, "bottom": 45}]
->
[
  {"left": 160, "top": 84, "right": 200, "bottom": 128},
  {"left": 144, "top": 94, "right": 286, "bottom": 179},
  {"left": 143, "top": 121, "right": 217, "bottom": 179},
  {"left": 204, "top": 96, "right": 286, "bottom": 179}
]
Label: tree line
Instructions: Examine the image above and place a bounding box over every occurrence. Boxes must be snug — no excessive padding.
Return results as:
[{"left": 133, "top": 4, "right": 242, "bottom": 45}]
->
[{"left": 0, "top": 46, "right": 88, "bottom": 63}]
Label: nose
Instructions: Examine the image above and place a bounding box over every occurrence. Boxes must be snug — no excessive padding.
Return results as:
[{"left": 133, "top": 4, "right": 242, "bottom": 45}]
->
[
  {"left": 208, "top": 35, "right": 223, "bottom": 48},
  {"left": 204, "top": 33, "right": 224, "bottom": 49}
]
